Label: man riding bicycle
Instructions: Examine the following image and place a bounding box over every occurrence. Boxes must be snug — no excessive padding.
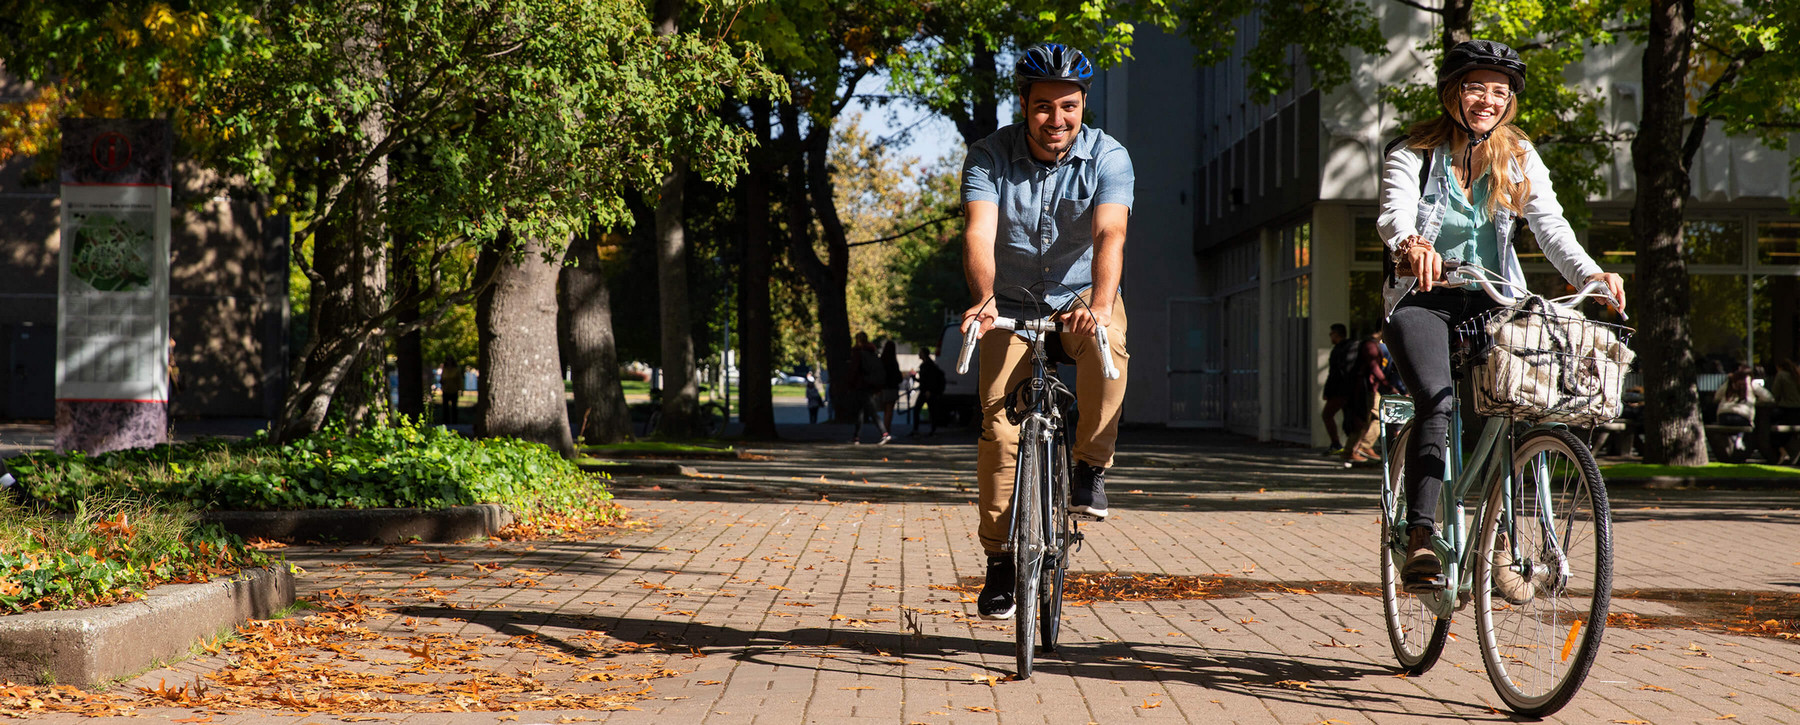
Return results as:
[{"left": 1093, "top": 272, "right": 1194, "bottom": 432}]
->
[{"left": 960, "top": 42, "right": 1133, "bottom": 620}]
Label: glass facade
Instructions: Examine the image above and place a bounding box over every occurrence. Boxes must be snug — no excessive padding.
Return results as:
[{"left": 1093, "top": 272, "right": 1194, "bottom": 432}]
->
[{"left": 1349, "top": 213, "right": 1800, "bottom": 373}]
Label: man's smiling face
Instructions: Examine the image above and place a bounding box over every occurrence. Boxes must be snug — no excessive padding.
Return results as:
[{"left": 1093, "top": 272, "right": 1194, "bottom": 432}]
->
[{"left": 1022, "top": 81, "right": 1085, "bottom": 162}]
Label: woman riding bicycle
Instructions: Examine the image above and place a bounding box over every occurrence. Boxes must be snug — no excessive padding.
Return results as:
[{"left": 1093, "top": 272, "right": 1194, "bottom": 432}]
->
[{"left": 1377, "top": 40, "right": 1625, "bottom": 592}]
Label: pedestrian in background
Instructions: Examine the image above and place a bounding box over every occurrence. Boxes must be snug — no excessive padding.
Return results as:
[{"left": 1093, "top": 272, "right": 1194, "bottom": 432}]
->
[
  {"left": 805, "top": 373, "right": 824, "bottom": 424},
  {"left": 914, "top": 347, "right": 945, "bottom": 436},
  {"left": 1344, "top": 330, "right": 1392, "bottom": 464},
  {"left": 880, "top": 339, "right": 903, "bottom": 436},
  {"left": 1322, "top": 323, "right": 1357, "bottom": 454},
  {"left": 441, "top": 357, "right": 465, "bottom": 424},
  {"left": 848, "top": 332, "right": 889, "bottom": 445}
]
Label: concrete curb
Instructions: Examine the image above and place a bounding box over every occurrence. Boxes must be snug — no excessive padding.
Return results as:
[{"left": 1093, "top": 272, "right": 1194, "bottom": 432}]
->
[
  {"left": 202, "top": 503, "right": 514, "bottom": 543},
  {"left": 582, "top": 448, "right": 737, "bottom": 460},
  {"left": 580, "top": 461, "right": 698, "bottom": 477},
  {"left": 1608, "top": 476, "right": 1800, "bottom": 490},
  {"left": 0, "top": 566, "right": 295, "bottom": 687}
]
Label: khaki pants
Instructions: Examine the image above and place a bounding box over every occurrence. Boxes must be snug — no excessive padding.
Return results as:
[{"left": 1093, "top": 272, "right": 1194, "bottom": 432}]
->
[{"left": 976, "top": 295, "right": 1129, "bottom": 554}]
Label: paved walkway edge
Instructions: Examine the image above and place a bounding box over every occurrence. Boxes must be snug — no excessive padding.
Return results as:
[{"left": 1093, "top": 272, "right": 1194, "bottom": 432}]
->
[
  {"left": 1608, "top": 475, "right": 1800, "bottom": 490},
  {"left": 0, "top": 565, "right": 295, "bottom": 686},
  {"left": 202, "top": 503, "right": 514, "bottom": 543}
]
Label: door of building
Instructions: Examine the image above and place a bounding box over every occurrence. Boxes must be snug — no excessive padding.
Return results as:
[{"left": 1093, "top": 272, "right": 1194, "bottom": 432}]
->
[{"left": 1167, "top": 297, "right": 1223, "bottom": 427}]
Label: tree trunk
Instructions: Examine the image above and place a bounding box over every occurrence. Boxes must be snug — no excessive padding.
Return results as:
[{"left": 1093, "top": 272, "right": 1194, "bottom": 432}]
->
[
  {"left": 951, "top": 40, "right": 1000, "bottom": 145},
  {"left": 651, "top": 0, "right": 698, "bottom": 438},
  {"left": 276, "top": 151, "right": 387, "bottom": 441},
  {"left": 780, "top": 101, "right": 854, "bottom": 423},
  {"left": 394, "top": 229, "right": 425, "bottom": 418},
  {"left": 475, "top": 231, "right": 576, "bottom": 458},
  {"left": 560, "top": 231, "right": 632, "bottom": 445},
  {"left": 654, "top": 158, "right": 699, "bottom": 436},
  {"left": 1440, "top": 0, "right": 1473, "bottom": 50},
  {"left": 1630, "top": 0, "right": 1708, "bottom": 465},
  {"left": 737, "top": 98, "right": 779, "bottom": 439}
]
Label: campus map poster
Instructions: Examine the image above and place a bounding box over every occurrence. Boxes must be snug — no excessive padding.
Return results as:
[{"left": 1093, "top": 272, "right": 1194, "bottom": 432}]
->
[{"left": 54, "top": 119, "right": 172, "bottom": 453}]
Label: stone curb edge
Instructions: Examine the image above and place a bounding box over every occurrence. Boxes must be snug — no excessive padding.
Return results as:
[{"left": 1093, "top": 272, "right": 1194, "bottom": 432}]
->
[
  {"left": 0, "top": 566, "right": 295, "bottom": 687},
  {"left": 202, "top": 503, "right": 514, "bottom": 544},
  {"left": 580, "top": 462, "right": 698, "bottom": 477}
]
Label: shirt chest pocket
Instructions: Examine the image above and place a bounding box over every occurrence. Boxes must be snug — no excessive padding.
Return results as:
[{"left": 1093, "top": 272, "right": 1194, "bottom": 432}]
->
[{"left": 1054, "top": 194, "right": 1094, "bottom": 230}]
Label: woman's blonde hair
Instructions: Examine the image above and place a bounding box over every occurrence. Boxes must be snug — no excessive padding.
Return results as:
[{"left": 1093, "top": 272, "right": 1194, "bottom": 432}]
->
[{"left": 1406, "top": 82, "right": 1530, "bottom": 220}]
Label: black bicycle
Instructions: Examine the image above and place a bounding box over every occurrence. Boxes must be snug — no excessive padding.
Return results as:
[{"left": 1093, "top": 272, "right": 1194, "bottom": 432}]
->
[{"left": 955, "top": 297, "right": 1119, "bottom": 679}]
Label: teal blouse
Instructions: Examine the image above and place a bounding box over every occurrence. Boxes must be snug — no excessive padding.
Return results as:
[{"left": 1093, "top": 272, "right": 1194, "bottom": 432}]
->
[{"left": 1434, "top": 152, "right": 1501, "bottom": 279}]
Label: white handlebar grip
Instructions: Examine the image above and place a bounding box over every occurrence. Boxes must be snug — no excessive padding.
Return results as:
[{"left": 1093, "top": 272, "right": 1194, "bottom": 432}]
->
[
  {"left": 1095, "top": 326, "right": 1121, "bottom": 380},
  {"left": 956, "top": 319, "right": 980, "bottom": 375}
]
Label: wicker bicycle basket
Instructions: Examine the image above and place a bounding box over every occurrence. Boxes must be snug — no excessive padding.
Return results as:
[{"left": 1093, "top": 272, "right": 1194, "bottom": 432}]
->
[{"left": 1451, "top": 295, "right": 1636, "bottom": 426}]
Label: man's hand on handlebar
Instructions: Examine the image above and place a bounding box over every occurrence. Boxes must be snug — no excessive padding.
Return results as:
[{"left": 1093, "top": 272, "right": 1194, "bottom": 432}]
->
[
  {"left": 961, "top": 302, "right": 997, "bottom": 337},
  {"left": 1584, "top": 272, "right": 1627, "bottom": 312},
  {"left": 1057, "top": 305, "right": 1111, "bottom": 337}
]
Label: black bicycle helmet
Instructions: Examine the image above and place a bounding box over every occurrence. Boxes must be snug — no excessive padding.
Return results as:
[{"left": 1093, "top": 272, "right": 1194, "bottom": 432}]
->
[
  {"left": 1015, "top": 43, "right": 1094, "bottom": 94},
  {"left": 1437, "top": 39, "right": 1526, "bottom": 94}
]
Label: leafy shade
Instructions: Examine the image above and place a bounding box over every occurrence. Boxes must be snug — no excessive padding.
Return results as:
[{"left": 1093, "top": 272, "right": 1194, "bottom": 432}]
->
[{"left": 8, "top": 419, "right": 619, "bottom": 528}]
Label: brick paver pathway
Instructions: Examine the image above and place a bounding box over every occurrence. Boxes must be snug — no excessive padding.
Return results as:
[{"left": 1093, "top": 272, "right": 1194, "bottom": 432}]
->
[{"left": 23, "top": 429, "right": 1800, "bottom": 724}]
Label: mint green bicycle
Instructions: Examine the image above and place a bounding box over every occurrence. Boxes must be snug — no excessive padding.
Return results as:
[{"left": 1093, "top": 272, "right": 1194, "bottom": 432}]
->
[{"left": 1378, "top": 262, "right": 1631, "bottom": 716}]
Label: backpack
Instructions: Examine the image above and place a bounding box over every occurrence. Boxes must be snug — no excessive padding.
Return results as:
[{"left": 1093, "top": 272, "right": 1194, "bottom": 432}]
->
[{"left": 853, "top": 346, "right": 883, "bottom": 391}]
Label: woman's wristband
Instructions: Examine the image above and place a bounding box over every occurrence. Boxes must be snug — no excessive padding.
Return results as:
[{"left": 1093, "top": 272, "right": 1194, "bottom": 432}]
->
[{"left": 1390, "top": 237, "right": 1431, "bottom": 265}]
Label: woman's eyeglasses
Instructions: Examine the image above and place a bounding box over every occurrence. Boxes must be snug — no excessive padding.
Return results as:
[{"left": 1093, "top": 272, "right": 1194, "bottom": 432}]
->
[{"left": 1461, "top": 82, "right": 1514, "bottom": 102}]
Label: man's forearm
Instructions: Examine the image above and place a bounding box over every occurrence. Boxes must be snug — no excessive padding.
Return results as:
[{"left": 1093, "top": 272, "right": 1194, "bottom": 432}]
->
[
  {"left": 1089, "top": 227, "right": 1125, "bottom": 311},
  {"left": 964, "top": 229, "right": 996, "bottom": 304}
]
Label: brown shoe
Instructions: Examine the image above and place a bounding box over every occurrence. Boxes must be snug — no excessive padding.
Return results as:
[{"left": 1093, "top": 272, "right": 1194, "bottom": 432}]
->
[{"left": 1401, "top": 526, "right": 1442, "bottom": 593}]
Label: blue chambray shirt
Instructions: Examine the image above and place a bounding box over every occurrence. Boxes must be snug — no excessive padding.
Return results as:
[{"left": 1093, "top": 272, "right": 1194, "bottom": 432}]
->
[{"left": 961, "top": 122, "right": 1134, "bottom": 320}]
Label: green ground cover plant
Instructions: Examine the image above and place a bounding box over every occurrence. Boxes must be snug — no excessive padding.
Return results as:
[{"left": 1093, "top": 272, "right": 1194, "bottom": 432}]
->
[
  {"left": 1601, "top": 462, "right": 1800, "bottom": 479},
  {"left": 0, "top": 497, "right": 270, "bottom": 614},
  {"left": 7, "top": 419, "right": 619, "bottom": 530}
]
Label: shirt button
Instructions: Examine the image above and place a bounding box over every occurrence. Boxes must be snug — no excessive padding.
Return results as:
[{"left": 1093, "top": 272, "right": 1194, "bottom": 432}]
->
[{"left": 1043, "top": 266, "right": 1051, "bottom": 272}]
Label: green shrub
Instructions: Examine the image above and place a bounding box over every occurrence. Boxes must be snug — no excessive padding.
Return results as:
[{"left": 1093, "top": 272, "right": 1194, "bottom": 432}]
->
[
  {"left": 0, "top": 497, "right": 270, "bottom": 614},
  {"left": 7, "top": 419, "right": 617, "bottom": 526}
]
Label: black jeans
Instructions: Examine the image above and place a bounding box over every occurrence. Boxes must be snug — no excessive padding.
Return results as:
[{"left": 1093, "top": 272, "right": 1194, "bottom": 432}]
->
[{"left": 1385, "top": 288, "right": 1500, "bottom": 531}]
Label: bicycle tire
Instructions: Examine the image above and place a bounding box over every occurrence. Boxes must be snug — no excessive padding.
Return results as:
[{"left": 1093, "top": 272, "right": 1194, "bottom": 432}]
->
[
  {"left": 1012, "top": 418, "right": 1045, "bottom": 679},
  {"left": 1474, "top": 427, "right": 1611, "bottom": 716},
  {"left": 1040, "top": 430, "right": 1072, "bottom": 654},
  {"left": 1379, "top": 422, "right": 1451, "bottom": 674}
]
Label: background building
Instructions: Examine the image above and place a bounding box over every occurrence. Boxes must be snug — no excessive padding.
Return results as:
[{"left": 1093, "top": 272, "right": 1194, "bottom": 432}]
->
[{"left": 1091, "top": 8, "right": 1800, "bottom": 443}]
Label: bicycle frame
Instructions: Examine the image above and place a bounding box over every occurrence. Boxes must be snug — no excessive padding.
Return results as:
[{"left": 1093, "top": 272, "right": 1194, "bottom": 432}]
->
[
  {"left": 1008, "top": 327, "right": 1070, "bottom": 562},
  {"left": 1379, "top": 394, "right": 1569, "bottom": 619}
]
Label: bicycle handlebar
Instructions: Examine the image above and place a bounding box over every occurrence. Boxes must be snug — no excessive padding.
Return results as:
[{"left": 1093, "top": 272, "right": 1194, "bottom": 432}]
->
[
  {"left": 955, "top": 315, "right": 1122, "bottom": 380},
  {"left": 1412, "top": 260, "right": 1627, "bottom": 320}
]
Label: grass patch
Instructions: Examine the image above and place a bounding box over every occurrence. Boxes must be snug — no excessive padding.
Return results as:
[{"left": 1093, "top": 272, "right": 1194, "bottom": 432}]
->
[
  {"left": 0, "top": 496, "right": 270, "bottom": 614},
  {"left": 1601, "top": 462, "right": 1800, "bottom": 479},
  {"left": 7, "top": 418, "right": 621, "bottom": 534}
]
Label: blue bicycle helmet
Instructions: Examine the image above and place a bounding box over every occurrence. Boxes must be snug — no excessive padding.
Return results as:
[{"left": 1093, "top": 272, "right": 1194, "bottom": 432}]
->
[{"left": 1015, "top": 43, "right": 1094, "bottom": 94}]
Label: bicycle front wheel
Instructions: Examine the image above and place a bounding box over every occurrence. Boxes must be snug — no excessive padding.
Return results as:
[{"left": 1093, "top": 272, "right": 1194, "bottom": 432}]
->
[
  {"left": 1039, "top": 429, "right": 1073, "bottom": 654},
  {"left": 1474, "top": 427, "right": 1612, "bottom": 716},
  {"left": 1379, "top": 422, "right": 1450, "bottom": 674},
  {"left": 1011, "top": 418, "right": 1045, "bottom": 679}
]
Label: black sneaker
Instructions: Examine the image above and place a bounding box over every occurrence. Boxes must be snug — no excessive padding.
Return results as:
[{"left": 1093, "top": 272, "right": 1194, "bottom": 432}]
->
[
  {"left": 977, "top": 555, "right": 1016, "bottom": 620},
  {"left": 1071, "top": 461, "right": 1109, "bottom": 519}
]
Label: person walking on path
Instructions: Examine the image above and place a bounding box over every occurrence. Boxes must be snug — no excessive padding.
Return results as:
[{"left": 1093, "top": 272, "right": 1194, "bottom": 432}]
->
[
  {"left": 879, "top": 340, "right": 903, "bottom": 435},
  {"left": 1322, "top": 323, "right": 1357, "bottom": 454},
  {"left": 805, "top": 373, "right": 824, "bottom": 424},
  {"left": 848, "top": 332, "right": 890, "bottom": 445},
  {"left": 1378, "top": 40, "right": 1624, "bottom": 592},
  {"left": 440, "top": 357, "right": 465, "bottom": 424},
  {"left": 960, "top": 42, "right": 1133, "bottom": 620},
  {"left": 1343, "top": 330, "right": 1392, "bottom": 464},
  {"left": 913, "top": 347, "right": 945, "bottom": 436}
]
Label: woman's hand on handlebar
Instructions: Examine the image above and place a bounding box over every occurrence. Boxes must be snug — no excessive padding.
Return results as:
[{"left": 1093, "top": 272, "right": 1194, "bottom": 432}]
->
[
  {"left": 960, "top": 303, "right": 997, "bottom": 337},
  {"left": 1058, "top": 305, "right": 1111, "bottom": 337},
  {"left": 1402, "top": 236, "right": 1443, "bottom": 291},
  {"left": 1585, "top": 272, "right": 1627, "bottom": 312}
]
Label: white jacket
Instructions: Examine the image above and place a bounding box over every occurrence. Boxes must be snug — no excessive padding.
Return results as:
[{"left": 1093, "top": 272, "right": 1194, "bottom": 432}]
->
[{"left": 1376, "top": 141, "right": 1603, "bottom": 318}]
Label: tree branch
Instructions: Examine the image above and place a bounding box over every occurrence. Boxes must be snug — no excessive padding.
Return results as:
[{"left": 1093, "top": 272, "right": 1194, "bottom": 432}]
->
[
  {"left": 1386, "top": 0, "right": 1444, "bottom": 16},
  {"left": 1682, "top": 45, "right": 1766, "bottom": 171},
  {"left": 848, "top": 213, "right": 960, "bottom": 247}
]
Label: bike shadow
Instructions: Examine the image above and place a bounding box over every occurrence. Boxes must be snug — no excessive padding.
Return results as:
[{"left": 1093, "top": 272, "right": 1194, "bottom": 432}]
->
[{"left": 392, "top": 605, "right": 1524, "bottom": 721}]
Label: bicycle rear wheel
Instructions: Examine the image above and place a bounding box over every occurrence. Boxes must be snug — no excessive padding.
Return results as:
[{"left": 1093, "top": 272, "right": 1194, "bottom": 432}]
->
[
  {"left": 1039, "top": 429, "right": 1072, "bottom": 654},
  {"left": 1474, "top": 427, "right": 1611, "bottom": 716},
  {"left": 1011, "top": 418, "right": 1045, "bottom": 679},
  {"left": 1379, "top": 422, "right": 1451, "bottom": 674}
]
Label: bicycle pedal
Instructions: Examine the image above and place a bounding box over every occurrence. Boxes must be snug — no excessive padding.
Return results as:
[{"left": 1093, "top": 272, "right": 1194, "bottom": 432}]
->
[{"left": 1402, "top": 574, "right": 1448, "bottom": 594}]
